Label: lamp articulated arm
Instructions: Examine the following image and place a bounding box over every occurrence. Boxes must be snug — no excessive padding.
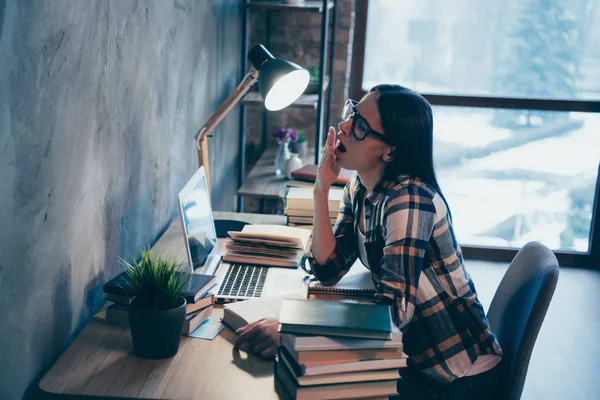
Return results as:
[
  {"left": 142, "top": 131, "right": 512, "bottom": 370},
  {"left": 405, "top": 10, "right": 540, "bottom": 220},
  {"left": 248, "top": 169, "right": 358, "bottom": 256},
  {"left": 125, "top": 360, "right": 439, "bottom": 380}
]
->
[{"left": 194, "top": 66, "right": 259, "bottom": 193}]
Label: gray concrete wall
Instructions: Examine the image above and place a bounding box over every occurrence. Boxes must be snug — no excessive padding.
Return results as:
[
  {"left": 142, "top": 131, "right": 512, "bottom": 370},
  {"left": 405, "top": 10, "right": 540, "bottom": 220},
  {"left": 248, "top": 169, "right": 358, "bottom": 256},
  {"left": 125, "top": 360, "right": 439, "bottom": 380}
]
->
[{"left": 0, "top": 1, "right": 242, "bottom": 398}]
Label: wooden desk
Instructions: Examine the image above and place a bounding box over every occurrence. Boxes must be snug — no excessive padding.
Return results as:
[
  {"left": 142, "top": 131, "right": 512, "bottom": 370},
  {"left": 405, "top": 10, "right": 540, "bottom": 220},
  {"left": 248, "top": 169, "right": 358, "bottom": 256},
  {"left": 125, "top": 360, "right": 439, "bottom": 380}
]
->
[
  {"left": 237, "top": 147, "right": 316, "bottom": 209},
  {"left": 39, "top": 212, "right": 287, "bottom": 400}
]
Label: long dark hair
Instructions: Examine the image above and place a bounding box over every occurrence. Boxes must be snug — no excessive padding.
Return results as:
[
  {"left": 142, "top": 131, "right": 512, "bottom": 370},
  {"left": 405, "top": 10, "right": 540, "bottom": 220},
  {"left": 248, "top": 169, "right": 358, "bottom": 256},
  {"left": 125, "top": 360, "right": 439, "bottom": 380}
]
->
[{"left": 370, "top": 84, "right": 450, "bottom": 211}]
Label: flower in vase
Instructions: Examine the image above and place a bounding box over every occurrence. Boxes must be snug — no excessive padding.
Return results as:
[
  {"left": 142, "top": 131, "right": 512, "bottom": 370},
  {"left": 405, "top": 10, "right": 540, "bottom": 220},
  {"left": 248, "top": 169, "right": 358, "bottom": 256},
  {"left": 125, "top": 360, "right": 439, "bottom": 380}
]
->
[{"left": 272, "top": 128, "right": 299, "bottom": 144}]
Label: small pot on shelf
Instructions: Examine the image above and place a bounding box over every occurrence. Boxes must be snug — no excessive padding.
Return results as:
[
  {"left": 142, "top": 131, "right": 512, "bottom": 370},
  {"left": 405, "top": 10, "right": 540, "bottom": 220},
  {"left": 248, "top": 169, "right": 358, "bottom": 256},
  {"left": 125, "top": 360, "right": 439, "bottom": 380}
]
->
[
  {"left": 284, "top": 153, "right": 303, "bottom": 179},
  {"left": 295, "top": 141, "right": 308, "bottom": 158}
]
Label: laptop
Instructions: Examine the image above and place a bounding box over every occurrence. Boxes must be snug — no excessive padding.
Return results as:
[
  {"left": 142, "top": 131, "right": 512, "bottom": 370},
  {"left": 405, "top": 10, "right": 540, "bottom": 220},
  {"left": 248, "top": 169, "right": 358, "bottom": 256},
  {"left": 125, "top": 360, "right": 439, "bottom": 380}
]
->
[{"left": 177, "top": 166, "right": 305, "bottom": 303}]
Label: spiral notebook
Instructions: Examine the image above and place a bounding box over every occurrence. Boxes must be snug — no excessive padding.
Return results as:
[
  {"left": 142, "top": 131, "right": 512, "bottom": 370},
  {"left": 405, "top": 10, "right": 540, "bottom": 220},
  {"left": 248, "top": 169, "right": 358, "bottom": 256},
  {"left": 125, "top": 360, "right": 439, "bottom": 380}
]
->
[{"left": 308, "top": 261, "right": 376, "bottom": 296}]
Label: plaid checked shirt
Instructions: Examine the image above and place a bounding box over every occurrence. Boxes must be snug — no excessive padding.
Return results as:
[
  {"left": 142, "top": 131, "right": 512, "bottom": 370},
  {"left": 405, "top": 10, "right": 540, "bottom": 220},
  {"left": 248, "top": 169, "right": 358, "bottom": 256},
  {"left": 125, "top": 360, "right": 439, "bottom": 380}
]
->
[{"left": 308, "top": 174, "right": 502, "bottom": 385}]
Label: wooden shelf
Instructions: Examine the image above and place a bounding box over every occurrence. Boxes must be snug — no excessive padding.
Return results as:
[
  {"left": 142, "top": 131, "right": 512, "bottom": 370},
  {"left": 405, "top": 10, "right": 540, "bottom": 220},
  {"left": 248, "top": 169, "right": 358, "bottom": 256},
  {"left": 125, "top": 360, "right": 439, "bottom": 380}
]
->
[
  {"left": 237, "top": 146, "right": 316, "bottom": 199},
  {"left": 246, "top": 1, "right": 334, "bottom": 12},
  {"left": 241, "top": 92, "right": 319, "bottom": 109}
]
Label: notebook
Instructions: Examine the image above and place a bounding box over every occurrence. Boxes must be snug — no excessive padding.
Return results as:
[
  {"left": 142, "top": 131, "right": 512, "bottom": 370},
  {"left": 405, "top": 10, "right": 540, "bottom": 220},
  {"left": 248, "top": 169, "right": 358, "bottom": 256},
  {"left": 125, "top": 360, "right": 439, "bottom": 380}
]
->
[
  {"left": 278, "top": 299, "right": 394, "bottom": 340},
  {"left": 307, "top": 261, "right": 376, "bottom": 296}
]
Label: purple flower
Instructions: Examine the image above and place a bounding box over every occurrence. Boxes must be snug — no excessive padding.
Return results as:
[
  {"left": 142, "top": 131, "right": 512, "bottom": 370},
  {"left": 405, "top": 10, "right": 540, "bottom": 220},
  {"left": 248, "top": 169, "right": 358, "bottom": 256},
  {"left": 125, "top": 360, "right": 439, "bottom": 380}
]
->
[
  {"left": 272, "top": 128, "right": 299, "bottom": 143},
  {"left": 288, "top": 130, "right": 299, "bottom": 143}
]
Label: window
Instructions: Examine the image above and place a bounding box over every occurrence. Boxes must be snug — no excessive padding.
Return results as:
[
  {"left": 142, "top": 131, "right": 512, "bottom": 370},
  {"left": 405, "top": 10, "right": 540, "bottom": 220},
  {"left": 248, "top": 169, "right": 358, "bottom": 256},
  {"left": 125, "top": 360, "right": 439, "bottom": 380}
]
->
[
  {"left": 362, "top": 0, "right": 600, "bottom": 99},
  {"left": 352, "top": 0, "right": 600, "bottom": 267}
]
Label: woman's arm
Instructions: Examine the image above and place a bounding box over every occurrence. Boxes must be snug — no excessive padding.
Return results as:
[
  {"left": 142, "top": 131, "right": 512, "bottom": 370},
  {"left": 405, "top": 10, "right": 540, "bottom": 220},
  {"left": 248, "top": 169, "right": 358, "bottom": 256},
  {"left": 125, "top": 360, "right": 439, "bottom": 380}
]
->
[
  {"left": 311, "top": 189, "right": 336, "bottom": 265},
  {"left": 376, "top": 184, "right": 436, "bottom": 331},
  {"left": 308, "top": 127, "right": 358, "bottom": 284},
  {"left": 308, "top": 177, "right": 358, "bottom": 285},
  {"left": 311, "top": 126, "right": 340, "bottom": 264}
]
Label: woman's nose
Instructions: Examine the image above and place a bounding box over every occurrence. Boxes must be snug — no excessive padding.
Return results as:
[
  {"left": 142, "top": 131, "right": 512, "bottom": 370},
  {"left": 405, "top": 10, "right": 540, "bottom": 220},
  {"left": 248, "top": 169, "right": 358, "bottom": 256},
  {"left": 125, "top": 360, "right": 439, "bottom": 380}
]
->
[{"left": 338, "top": 119, "right": 351, "bottom": 136}]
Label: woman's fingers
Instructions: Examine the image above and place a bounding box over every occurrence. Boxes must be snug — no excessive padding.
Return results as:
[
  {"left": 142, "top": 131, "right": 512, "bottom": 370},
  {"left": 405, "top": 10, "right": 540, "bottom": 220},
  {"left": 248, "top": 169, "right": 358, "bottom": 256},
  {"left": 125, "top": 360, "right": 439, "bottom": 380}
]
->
[
  {"left": 235, "top": 319, "right": 257, "bottom": 335},
  {"left": 323, "top": 129, "right": 336, "bottom": 161},
  {"left": 252, "top": 340, "right": 272, "bottom": 355},
  {"left": 234, "top": 323, "right": 262, "bottom": 347},
  {"left": 327, "top": 126, "right": 335, "bottom": 148},
  {"left": 259, "top": 346, "right": 277, "bottom": 359}
]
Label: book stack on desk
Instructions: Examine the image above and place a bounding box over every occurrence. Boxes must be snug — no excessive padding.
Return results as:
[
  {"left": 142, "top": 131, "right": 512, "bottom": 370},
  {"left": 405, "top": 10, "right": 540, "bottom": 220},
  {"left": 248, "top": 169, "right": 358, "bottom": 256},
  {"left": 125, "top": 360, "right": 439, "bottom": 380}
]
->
[
  {"left": 274, "top": 299, "right": 406, "bottom": 399},
  {"left": 100, "top": 271, "right": 218, "bottom": 335},
  {"left": 224, "top": 224, "right": 311, "bottom": 268},
  {"left": 283, "top": 187, "right": 342, "bottom": 227}
]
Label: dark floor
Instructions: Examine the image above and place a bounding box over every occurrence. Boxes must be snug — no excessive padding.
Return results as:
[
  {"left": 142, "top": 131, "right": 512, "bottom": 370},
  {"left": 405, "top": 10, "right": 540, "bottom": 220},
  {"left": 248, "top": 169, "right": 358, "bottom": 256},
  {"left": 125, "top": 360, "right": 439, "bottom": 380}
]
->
[{"left": 467, "top": 259, "right": 600, "bottom": 400}]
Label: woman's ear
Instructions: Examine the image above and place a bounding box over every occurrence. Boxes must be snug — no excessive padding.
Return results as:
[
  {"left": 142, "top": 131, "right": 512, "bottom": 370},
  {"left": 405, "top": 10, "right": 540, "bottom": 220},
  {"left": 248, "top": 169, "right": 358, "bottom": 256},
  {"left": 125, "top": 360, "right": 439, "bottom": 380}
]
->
[{"left": 382, "top": 147, "right": 395, "bottom": 163}]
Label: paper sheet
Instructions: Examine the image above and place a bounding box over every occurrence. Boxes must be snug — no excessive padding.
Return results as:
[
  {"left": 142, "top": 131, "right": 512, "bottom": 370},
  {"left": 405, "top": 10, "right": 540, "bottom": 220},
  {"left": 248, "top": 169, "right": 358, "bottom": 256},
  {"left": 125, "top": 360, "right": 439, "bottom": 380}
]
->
[{"left": 187, "top": 315, "right": 224, "bottom": 340}]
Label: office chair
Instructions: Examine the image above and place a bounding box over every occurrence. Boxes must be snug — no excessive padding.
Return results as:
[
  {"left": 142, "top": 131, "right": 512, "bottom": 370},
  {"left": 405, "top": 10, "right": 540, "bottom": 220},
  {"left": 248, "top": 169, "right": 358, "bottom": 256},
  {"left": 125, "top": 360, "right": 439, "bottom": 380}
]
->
[{"left": 486, "top": 241, "right": 559, "bottom": 400}]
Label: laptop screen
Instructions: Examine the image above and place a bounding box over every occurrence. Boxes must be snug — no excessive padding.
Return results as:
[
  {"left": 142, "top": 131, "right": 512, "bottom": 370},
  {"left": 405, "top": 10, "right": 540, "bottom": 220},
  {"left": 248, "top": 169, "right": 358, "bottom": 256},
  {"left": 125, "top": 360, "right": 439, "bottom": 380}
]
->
[{"left": 177, "top": 166, "right": 218, "bottom": 271}]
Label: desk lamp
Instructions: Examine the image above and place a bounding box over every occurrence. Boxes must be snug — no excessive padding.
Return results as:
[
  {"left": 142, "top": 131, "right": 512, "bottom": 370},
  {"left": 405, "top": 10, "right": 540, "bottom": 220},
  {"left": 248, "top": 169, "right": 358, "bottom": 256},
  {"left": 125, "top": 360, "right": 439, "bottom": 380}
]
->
[{"left": 194, "top": 44, "right": 310, "bottom": 236}]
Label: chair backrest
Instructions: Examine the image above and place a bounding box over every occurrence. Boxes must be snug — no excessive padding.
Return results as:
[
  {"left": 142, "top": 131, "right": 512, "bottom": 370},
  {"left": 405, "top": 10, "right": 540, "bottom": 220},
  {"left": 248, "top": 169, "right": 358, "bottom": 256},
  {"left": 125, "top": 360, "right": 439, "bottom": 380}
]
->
[{"left": 486, "top": 241, "right": 559, "bottom": 400}]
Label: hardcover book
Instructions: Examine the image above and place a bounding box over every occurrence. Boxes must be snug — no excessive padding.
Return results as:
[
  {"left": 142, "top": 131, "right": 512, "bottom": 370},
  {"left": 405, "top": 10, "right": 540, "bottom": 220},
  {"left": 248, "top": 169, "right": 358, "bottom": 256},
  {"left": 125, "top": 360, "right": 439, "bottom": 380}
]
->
[
  {"left": 278, "top": 299, "right": 393, "bottom": 340},
  {"left": 103, "top": 271, "right": 217, "bottom": 304},
  {"left": 290, "top": 164, "right": 355, "bottom": 186}
]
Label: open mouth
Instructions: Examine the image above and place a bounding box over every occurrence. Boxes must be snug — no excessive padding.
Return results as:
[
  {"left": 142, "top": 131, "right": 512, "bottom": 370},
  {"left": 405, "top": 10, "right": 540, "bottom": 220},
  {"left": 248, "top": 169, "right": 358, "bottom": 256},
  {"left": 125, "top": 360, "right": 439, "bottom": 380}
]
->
[{"left": 335, "top": 139, "right": 347, "bottom": 153}]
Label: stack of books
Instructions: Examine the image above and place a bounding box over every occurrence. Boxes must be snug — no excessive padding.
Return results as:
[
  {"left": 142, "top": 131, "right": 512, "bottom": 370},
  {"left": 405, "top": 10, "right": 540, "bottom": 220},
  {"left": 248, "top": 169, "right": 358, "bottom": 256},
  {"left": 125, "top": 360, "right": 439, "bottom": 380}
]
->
[
  {"left": 224, "top": 224, "right": 311, "bottom": 268},
  {"left": 274, "top": 299, "right": 407, "bottom": 399},
  {"left": 284, "top": 187, "right": 343, "bottom": 227},
  {"left": 99, "top": 271, "right": 217, "bottom": 335}
]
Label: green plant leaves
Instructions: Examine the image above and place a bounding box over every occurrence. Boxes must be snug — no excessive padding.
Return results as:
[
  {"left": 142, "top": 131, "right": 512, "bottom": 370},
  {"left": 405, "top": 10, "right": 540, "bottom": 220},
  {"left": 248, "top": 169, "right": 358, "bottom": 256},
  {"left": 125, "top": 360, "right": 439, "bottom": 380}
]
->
[{"left": 119, "top": 248, "right": 190, "bottom": 310}]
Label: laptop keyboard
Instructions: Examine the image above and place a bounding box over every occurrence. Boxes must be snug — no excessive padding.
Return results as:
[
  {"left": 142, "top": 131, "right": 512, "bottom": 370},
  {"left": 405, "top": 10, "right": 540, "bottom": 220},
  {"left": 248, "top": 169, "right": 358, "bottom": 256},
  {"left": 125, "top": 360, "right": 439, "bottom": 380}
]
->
[{"left": 218, "top": 264, "right": 269, "bottom": 298}]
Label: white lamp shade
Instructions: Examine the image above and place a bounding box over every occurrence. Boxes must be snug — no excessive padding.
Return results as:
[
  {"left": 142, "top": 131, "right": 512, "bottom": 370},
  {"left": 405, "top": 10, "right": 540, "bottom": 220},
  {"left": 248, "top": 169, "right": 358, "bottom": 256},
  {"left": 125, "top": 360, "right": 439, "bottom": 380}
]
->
[{"left": 264, "top": 69, "right": 310, "bottom": 111}]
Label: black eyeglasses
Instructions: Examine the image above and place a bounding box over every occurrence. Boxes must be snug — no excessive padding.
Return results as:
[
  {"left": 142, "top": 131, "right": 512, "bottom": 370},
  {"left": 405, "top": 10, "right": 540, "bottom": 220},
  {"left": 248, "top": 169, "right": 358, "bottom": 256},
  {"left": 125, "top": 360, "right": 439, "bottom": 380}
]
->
[{"left": 341, "top": 99, "right": 390, "bottom": 145}]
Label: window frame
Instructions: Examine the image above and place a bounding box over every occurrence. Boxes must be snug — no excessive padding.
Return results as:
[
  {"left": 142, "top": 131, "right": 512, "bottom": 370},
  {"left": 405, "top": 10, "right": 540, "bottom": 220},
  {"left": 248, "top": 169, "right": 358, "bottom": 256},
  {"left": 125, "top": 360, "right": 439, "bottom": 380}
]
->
[{"left": 351, "top": 0, "right": 600, "bottom": 269}]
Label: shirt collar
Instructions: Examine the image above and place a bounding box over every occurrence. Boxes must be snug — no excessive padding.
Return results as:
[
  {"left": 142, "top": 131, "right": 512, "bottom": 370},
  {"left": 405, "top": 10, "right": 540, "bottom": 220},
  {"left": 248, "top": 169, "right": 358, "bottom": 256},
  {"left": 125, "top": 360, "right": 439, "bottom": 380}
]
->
[
  {"left": 356, "top": 174, "right": 412, "bottom": 206},
  {"left": 356, "top": 175, "right": 391, "bottom": 206}
]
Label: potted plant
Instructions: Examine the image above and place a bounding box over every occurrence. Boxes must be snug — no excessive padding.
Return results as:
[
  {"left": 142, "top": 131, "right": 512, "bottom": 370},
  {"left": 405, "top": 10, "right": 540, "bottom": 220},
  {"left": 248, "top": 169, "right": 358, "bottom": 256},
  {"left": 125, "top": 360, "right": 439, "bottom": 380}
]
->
[
  {"left": 294, "top": 130, "right": 308, "bottom": 158},
  {"left": 119, "top": 249, "right": 190, "bottom": 359}
]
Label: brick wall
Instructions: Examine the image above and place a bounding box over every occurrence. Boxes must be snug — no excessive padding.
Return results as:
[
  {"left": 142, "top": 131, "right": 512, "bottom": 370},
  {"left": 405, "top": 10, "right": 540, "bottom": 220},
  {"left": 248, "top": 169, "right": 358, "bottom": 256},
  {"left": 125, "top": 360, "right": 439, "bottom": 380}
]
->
[{"left": 245, "top": 0, "right": 355, "bottom": 165}]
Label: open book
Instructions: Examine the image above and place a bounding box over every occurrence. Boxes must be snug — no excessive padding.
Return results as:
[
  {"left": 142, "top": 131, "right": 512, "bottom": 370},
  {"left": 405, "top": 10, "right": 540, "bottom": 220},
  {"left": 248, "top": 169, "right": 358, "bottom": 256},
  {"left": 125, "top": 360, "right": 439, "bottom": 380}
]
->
[
  {"left": 308, "top": 260, "right": 376, "bottom": 296},
  {"left": 224, "top": 224, "right": 312, "bottom": 268},
  {"left": 221, "top": 294, "right": 304, "bottom": 332}
]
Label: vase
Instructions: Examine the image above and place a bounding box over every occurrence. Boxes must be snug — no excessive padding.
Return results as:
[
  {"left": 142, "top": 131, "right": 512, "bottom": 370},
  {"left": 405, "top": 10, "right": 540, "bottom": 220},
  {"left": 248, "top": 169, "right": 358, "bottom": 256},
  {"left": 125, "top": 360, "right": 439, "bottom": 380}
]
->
[
  {"left": 284, "top": 153, "right": 303, "bottom": 179},
  {"left": 275, "top": 140, "right": 291, "bottom": 177}
]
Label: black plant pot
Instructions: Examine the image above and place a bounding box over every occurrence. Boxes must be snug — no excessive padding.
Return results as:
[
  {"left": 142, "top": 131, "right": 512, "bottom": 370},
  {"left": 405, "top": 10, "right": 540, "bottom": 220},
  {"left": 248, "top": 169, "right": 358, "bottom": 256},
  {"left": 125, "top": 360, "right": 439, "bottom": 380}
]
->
[{"left": 128, "top": 296, "right": 186, "bottom": 359}]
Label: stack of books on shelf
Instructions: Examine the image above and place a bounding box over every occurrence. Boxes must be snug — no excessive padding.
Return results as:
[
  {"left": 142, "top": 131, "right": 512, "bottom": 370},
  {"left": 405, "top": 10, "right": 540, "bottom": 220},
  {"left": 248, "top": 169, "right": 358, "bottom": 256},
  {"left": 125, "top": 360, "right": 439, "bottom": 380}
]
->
[
  {"left": 98, "top": 271, "right": 217, "bottom": 335},
  {"left": 284, "top": 187, "right": 343, "bottom": 228},
  {"left": 275, "top": 299, "right": 407, "bottom": 400},
  {"left": 223, "top": 224, "right": 311, "bottom": 268}
]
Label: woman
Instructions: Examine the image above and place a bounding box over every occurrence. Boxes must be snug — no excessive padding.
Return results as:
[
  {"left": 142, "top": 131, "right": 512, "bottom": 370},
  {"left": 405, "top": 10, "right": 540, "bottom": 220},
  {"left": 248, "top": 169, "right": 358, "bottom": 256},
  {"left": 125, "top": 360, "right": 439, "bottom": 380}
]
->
[{"left": 235, "top": 84, "right": 503, "bottom": 399}]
